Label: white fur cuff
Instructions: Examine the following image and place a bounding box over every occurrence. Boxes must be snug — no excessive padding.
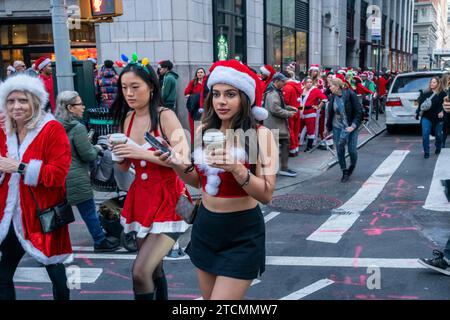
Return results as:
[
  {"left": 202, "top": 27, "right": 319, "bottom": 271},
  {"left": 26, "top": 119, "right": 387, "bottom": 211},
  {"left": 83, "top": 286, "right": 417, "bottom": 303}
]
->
[
  {"left": 24, "top": 159, "right": 43, "bottom": 186},
  {"left": 0, "top": 173, "right": 5, "bottom": 186}
]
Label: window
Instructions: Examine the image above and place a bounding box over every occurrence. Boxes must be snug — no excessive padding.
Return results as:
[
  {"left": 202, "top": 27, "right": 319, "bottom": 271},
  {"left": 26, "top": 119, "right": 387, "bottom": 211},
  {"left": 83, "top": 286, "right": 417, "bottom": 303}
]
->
[
  {"left": 265, "top": 0, "right": 309, "bottom": 72},
  {"left": 360, "top": 1, "right": 368, "bottom": 40},
  {"left": 213, "top": 0, "right": 246, "bottom": 62},
  {"left": 413, "top": 9, "right": 418, "bottom": 23},
  {"left": 391, "top": 74, "right": 441, "bottom": 93}
]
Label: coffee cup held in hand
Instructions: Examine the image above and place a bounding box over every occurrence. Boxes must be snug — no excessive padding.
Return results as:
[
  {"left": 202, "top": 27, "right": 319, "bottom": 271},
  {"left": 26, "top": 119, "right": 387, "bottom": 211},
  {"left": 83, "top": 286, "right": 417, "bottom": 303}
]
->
[
  {"left": 203, "top": 131, "right": 226, "bottom": 156},
  {"left": 110, "top": 133, "right": 128, "bottom": 162}
]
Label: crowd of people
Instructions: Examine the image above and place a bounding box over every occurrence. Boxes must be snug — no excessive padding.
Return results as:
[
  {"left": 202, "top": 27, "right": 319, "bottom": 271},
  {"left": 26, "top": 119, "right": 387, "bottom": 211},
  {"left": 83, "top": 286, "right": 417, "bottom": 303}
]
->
[{"left": 2, "top": 54, "right": 450, "bottom": 301}]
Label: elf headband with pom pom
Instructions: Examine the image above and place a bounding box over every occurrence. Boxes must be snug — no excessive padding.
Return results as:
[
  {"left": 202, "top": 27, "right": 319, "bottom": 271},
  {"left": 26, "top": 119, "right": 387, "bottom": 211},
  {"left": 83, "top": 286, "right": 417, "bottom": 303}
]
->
[
  {"left": 118, "top": 53, "right": 150, "bottom": 73},
  {"left": 207, "top": 59, "right": 268, "bottom": 121}
]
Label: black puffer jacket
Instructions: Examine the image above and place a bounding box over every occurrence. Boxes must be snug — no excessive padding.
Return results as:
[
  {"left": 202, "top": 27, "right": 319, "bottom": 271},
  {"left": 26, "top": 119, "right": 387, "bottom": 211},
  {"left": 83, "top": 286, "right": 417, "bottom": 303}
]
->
[
  {"left": 416, "top": 90, "right": 446, "bottom": 125},
  {"left": 326, "top": 89, "right": 363, "bottom": 132}
]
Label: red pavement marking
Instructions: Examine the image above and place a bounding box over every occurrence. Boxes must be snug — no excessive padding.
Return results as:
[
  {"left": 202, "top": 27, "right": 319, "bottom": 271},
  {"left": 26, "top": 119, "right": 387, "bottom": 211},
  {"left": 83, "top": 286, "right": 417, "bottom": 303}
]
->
[
  {"left": 387, "top": 295, "right": 419, "bottom": 300},
  {"left": 363, "top": 227, "right": 418, "bottom": 236},
  {"left": 15, "top": 286, "right": 43, "bottom": 291},
  {"left": 170, "top": 294, "right": 202, "bottom": 299},
  {"left": 369, "top": 217, "right": 379, "bottom": 226},
  {"left": 355, "top": 294, "right": 382, "bottom": 300},
  {"left": 80, "top": 290, "right": 133, "bottom": 295}
]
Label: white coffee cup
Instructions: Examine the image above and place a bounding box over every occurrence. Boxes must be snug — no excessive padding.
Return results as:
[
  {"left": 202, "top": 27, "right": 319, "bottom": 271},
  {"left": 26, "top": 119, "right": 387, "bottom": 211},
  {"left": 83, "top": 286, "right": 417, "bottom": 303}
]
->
[
  {"left": 110, "top": 133, "right": 128, "bottom": 162},
  {"left": 203, "top": 131, "right": 226, "bottom": 155}
]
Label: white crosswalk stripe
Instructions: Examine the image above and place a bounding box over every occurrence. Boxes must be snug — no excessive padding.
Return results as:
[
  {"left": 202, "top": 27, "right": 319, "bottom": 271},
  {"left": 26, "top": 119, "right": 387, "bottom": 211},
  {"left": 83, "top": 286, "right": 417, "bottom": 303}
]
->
[
  {"left": 423, "top": 148, "right": 450, "bottom": 212},
  {"left": 307, "top": 150, "right": 410, "bottom": 243},
  {"left": 279, "top": 279, "right": 334, "bottom": 300},
  {"left": 14, "top": 267, "right": 103, "bottom": 283}
]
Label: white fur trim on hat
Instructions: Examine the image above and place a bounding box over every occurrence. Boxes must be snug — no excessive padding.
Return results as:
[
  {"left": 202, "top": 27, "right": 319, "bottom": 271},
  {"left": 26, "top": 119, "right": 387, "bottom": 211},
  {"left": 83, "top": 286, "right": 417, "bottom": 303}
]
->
[
  {"left": 0, "top": 74, "right": 49, "bottom": 111},
  {"left": 38, "top": 58, "right": 51, "bottom": 71},
  {"left": 207, "top": 65, "right": 256, "bottom": 105},
  {"left": 260, "top": 66, "right": 270, "bottom": 76},
  {"left": 252, "top": 106, "right": 268, "bottom": 121}
]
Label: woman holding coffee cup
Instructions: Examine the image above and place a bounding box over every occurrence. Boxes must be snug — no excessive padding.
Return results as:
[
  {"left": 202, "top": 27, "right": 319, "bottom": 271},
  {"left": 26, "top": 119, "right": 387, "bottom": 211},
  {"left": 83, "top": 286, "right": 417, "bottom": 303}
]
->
[
  {"left": 156, "top": 60, "right": 278, "bottom": 300},
  {"left": 109, "top": 58, "right": 192, "bottom": 300}
]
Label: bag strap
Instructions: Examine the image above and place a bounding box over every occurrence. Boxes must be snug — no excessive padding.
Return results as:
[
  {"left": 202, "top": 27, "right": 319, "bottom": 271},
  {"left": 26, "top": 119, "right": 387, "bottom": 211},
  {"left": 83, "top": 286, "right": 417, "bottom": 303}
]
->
[
  {"left": 28, "top": 186, "right": 41, "bottom": 212},
  {"left": 157, "top": 108, "right": 171, "bottom": 146}
]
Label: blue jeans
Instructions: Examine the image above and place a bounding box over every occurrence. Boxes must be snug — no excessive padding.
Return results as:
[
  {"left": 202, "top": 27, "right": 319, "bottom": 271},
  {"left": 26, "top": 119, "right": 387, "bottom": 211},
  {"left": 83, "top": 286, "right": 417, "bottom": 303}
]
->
[
  {"left": 76, "top": 199, "right": 105, "bottom": 246},
  {"left": 444, "top": 236, "right": 450, "bottom": 261},
  {"left": 421, "top": 118, "right": 443, "bottom": 154},
  {"left": 333, "top": 127, "right": 359, "bottom": 171}
]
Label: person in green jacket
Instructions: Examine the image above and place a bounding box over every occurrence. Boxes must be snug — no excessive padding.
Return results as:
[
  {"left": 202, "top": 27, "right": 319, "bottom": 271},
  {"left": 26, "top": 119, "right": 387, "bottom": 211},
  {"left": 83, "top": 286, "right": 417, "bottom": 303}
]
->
[
  {"left": 159, "top": 60, "right": 179, "bottom": 111},
  {"left": 55, "top": 91, "right": 119, "bottom": 252}
]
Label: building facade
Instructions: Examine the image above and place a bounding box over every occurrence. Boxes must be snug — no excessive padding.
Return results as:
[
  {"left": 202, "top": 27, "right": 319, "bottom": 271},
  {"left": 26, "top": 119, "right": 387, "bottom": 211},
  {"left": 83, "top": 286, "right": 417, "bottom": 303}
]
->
[
  {"left": 0, "top": 0, "right": 97, "bottom": 74},
  {"left": 413, "top": 0, "right": 448, "bottom": 70}
]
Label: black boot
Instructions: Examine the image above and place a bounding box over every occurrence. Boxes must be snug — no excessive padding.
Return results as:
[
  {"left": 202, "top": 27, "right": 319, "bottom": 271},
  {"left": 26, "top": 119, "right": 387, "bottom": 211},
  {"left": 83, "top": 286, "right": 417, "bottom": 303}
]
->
[
  {"left": 154, "top": 274, "right": 168, "bottom": 300},
  {"left": 134, "top": 292, "right": 155, "bottom": 300},
  {"left": 304, "top": 139, "right": 314, "bottom": 152},
  {"left": 341, "top": 170, "right": 350, "bottom": 183},
  {"left": 348, "top": 164, "right": 356, "bottom": 176}
]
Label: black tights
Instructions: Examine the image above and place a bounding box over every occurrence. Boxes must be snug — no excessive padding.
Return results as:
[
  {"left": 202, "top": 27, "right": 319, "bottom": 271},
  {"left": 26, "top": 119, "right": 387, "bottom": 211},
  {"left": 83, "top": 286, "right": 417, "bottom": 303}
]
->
[{"left": 0, "top": 225, "right": 70, "bottom": 300}]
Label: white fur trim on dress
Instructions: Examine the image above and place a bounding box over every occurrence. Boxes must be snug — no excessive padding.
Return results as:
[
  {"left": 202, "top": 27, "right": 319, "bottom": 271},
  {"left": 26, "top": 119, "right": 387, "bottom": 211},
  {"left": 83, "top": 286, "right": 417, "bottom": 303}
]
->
[
  {"left": 0, "top": 74, "right": 49, "bottom": 112},
  {"left": 120, "top": 216, "right": 190, "bottom": 239},
  {"left": 0, "top": 173, "right": 5, "bottom": 186},
  {"left": 260, "top": 66, "right": 270, "bottom": 76},
  {"left": 23, "top": 159, "right": 42, "bottom": 186},
  {"left": 252, "top": 106, "right": 268, "bottom": 121},
  {"left": 207, "top": 66, "right": 256, "bottom": 105},
  {"left": 0, "top": 173, "right": 73, "bottom": 265}
]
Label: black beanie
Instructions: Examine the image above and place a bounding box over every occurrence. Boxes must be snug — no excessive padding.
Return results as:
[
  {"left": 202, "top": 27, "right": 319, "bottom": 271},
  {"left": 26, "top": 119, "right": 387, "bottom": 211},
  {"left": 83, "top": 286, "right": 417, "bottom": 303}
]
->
[
  {"left": 159, "top": 60, "right": 173, "bottom": 70},
  {"left": 104, "top": 60, "right": 114, "bottom": 68}
]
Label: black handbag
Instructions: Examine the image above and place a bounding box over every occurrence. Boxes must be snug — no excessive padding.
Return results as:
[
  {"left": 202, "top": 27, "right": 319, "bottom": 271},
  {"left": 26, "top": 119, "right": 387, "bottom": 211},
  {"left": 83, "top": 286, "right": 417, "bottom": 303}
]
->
[
  {"left": 175, "top": 193, "right": 200, "bottom": 224},
  {"left": 29, "top": 187, "right": 75, "bottom": 234}
]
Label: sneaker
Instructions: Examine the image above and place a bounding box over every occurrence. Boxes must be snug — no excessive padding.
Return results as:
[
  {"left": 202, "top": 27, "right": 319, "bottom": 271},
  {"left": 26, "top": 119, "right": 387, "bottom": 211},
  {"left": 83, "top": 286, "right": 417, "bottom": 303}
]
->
[
  {"left": 348, "top": 165, "right": 356, "bottom": 176},
  {"left": 289, "top": 152, "right": 297, "bottom": 158},
  {"left": 318, "top": 144, "right": 327, "bottom": 150},
  {"left": 424, "top": 153, "right": 430, "bottom": 159},
  {"left": 418, "top": 250, "right": 450, "bottom": 276},
  {"left": 278, "top": 169, "right": 298, "bottom": 177},
  {"left": 94, "top": 237, "right": 121, "bottom": 253}
]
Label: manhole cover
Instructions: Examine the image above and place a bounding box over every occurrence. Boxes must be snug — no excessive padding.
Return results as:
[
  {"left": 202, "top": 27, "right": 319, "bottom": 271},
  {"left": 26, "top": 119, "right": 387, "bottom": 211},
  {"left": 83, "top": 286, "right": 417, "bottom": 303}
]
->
[{"left": 268, "top": 194, "right": 342, "bottom": 212}]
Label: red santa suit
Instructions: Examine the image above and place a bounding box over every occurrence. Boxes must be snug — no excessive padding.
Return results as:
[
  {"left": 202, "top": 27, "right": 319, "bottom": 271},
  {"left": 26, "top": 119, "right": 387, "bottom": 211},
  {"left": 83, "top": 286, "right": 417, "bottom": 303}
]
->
[
  {"left": 120, "top": 112, "right": 191, "bottom": 238},
  {"left": 282, "top": 80, "right": 302, "bottom": 154},
  {"left": 39, "top": 73, "right": 56, "bottom": 113},
  {"left": 298, "top": 87, "right": 328, "bottom": 143},
  {"left": 0, "top": 113, "right": 73, "bottom": 265}
]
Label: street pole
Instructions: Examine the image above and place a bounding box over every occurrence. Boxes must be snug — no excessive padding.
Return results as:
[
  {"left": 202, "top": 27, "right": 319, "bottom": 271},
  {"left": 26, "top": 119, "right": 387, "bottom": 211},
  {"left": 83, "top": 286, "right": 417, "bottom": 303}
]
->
[
  {"left": 376, "top": 39, "right": 381, "bottom": 121},
  {"left": 50, "top": 0, "right": 74, "bottom": 92}
]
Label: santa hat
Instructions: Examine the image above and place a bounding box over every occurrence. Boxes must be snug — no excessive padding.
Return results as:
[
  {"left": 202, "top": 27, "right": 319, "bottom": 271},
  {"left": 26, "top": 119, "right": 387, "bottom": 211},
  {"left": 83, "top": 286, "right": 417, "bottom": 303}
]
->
[
  {"left": 354, "top": 75, "right": 362, "bottom": 83},
  {"left": 260, "top": 64, "right": 275, "bottom": 77},
  {"left": 337, "top": 68, "right": 347, "bottom": 75},
  {"left": 335, "top": 74, "right": 354, "bottom": 90},
  {"left": 34, "top": 57, "right": 51, "bottom": 72},
  {"left": 0, "top": 74, "right": 49, "bottom": 112},
  {"left": 206, "top": 60, "right": 268, "bottom": 121},
  {"left": 309, "top": 64, "right": 321, "bottom": 72}
]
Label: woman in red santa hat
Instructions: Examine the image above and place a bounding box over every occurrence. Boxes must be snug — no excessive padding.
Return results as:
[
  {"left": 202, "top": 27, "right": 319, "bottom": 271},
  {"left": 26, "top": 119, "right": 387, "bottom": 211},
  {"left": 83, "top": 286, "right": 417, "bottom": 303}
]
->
[
  {"left": 156, "top": 60, "right": 278, "bottom": 300},
  {"left": 308, "top": 64, "right": 324, "bottom": 91},
  {"left": 110, "top": 58, "right": 192, "bottom": 300},
  {"left": 299, "top": 76, "right": 328, "bottom": 152},
  {"left": 0, "top": 74, "right": 72, "bottom": 300}
]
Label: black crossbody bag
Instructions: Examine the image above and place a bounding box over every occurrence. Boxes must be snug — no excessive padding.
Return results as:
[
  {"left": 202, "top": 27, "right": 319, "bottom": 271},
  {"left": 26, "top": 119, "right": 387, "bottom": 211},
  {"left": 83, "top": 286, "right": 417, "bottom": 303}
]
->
[{"left": 29, "top": 186, "right": 75, "bottom": 234}]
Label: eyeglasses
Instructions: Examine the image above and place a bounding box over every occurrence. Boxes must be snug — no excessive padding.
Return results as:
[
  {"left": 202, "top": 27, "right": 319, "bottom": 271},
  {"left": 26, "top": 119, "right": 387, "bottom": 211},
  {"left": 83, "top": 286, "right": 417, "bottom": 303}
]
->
[{"left": 69, "top": 103, "right": 85, "bottom": 107}]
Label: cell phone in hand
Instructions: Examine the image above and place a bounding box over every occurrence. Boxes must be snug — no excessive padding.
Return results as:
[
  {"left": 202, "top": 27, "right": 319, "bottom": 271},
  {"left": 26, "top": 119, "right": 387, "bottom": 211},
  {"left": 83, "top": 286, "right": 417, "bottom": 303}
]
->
[{"left": 144, "top": 132, "right": 170, "bottom": 154}]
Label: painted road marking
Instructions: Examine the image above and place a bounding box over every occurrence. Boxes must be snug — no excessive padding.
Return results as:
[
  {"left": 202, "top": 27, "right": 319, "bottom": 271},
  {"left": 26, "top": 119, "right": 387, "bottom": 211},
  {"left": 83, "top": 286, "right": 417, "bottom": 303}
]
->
[
  {"left": 264, "top": 211, "right": 281, "bottom": 223},
  {"left": 71, "top": 253, "right": 426, "bottom": 269},
  {"left": 195, "top": 279, "right": 262, "bottom": 300},
  {"left": 307, "top": 150, "right": 410, "bottom": 243},
  {"left": 14, "top": 267, "right": 103, "bottom": 283},
  {"left": 423, "top": 148, "right": 450, "bottom": 212},
  {"left": 266, "top": 256, "right": 425, "bottom": 269},
  {"left": 279, "top": 279, "right": 334, "bottom": 300}
]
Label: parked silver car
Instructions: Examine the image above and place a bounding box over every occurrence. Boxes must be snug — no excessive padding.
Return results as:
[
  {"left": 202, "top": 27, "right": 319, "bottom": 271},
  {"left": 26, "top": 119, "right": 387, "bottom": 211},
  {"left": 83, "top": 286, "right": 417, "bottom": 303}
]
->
[{"left": 385, "top": 71, "right": 444, "bottom": 133}]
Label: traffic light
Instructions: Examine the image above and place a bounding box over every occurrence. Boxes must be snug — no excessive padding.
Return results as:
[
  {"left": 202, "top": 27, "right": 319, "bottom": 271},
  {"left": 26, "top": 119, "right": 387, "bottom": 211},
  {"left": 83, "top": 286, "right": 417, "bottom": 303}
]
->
[{"left": 80, "top": 0, "right": 123, "bottom": 20}]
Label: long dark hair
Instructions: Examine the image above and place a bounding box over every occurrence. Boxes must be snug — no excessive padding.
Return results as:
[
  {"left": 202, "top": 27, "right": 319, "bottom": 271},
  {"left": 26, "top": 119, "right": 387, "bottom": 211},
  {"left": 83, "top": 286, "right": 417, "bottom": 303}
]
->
[
  {"left": 193, "top": 68, "right": 206, "bottom": 87},
  {"left": 111, "top": 63, "right": 163, "bottom": 133}
]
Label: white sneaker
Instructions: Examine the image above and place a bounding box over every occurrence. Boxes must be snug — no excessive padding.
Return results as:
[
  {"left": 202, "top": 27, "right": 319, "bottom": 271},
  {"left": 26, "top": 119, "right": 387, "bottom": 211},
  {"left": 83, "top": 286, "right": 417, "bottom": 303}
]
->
[{"left": 278, "top": 169, "right": 298, "bottom": 177}]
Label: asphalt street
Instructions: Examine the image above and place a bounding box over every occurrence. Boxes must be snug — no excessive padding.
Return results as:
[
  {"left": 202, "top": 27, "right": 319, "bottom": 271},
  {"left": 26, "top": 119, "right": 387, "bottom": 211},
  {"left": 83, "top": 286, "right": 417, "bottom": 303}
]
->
[{"left": 14, "top": 129, "right": 450, "bottom": 300}]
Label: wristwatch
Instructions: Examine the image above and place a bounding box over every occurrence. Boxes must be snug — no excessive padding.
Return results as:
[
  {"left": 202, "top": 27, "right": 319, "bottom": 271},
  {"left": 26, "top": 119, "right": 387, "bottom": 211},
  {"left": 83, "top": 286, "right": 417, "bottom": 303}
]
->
[{"left": 17, "top": 162, "right": 26, "bottom": 175}]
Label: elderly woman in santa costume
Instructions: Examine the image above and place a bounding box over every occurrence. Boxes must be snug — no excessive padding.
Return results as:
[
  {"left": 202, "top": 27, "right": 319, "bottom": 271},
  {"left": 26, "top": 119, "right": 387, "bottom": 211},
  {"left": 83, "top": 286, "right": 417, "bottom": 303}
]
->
[
  {"left": 0, "top": 75, "right": 72, "bottom": 300},
  {"left": 156, "top": 60, "right": 278, "bottom": 300}
]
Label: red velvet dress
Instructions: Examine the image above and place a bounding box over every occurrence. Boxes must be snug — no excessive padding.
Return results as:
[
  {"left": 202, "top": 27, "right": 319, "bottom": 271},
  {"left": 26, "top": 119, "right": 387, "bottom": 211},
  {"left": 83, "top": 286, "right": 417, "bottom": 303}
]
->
[{"left": 120, "top": 112, "right": 191, "bottom": 238}]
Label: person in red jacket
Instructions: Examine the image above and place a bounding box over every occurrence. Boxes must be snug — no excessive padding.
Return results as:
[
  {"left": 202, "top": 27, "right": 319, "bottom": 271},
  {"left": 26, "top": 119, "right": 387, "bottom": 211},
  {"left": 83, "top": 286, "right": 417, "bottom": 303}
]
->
[
  {"left": 34, "top": 57, "right": 55, "bottom": 113},
  {"left": 375, "top": 73, "right": 388, "bottom": 114},
  {"left": 283, "top": 73, "right": 302, "bottom": 157},
  {"left": 184, "top": 68, "right": 206, "bottom": 144},
  {"left": 299, "top": 77, "right": 328, "bottom": 152}
]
